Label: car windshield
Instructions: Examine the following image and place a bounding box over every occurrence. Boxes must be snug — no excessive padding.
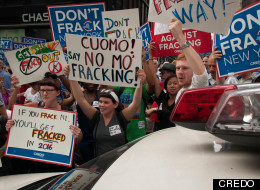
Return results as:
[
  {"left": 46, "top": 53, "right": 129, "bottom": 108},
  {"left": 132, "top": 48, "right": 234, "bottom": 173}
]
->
[{"left": 20, "top": 136, "right": 145, "bottom": 190}]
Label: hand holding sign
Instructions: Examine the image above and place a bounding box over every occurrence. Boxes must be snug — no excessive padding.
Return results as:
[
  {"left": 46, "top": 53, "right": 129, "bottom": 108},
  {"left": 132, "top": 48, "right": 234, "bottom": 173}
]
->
[
  {"left": 5, "top": 105, "right": 76, "bottom": 167},
  {"left": 211, "top": 47, "right": 223, "bottom": 61}
]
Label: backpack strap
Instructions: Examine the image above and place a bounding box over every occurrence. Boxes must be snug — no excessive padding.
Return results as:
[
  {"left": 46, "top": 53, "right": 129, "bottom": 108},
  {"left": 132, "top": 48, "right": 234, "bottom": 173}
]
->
[{"left": 116, "top": 111, "right": 127, "bottom": 143}]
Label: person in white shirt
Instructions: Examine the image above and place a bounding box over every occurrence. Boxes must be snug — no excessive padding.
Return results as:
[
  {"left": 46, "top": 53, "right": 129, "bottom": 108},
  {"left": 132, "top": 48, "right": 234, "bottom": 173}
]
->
[
  {"left": 24, "top": 82, "right": 42, "bottom": 103},
  {"left": 168, "top": 17, "right": 208, "bottom": 102}
]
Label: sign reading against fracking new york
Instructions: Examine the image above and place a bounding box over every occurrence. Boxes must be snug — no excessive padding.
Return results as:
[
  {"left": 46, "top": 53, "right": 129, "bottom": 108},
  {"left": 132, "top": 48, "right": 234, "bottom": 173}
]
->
[
  {"left": 4, "top": 41, "right": 67, "bottom": 85},
  {"left": 148, "top": 0, "right": 241, "bottom": 35},
  {"left": 215, "top": 2, "right": 260, "bottom": 78},
  {"left": 5, "top": 105, "right": 77, "bottom": 167},
  {"left": 102, "top": 8, "right": 140, "bottom": 39},
  {"left": 48, "top": 3, "right": 105, "bottom": 47},
  {"left": 66, "top": 33, "right": 142, "bottom": 88}
]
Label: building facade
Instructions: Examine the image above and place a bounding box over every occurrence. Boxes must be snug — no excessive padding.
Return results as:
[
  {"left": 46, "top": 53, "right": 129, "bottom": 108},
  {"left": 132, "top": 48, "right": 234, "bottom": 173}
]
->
[{"left": 0, "top": 0, "right": 149, "bottom": 42}]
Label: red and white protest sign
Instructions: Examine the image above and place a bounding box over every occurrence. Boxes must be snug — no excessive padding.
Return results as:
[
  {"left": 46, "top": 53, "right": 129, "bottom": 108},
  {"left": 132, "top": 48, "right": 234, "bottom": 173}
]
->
[{"left": 151, "top": 23, "right": 212, "bottom": 58}]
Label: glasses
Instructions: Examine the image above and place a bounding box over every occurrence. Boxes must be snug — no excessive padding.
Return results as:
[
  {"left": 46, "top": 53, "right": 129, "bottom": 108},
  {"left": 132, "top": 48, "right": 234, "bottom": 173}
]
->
[{"left": 39, "top": 89, "right": 56, "bottom": 94}]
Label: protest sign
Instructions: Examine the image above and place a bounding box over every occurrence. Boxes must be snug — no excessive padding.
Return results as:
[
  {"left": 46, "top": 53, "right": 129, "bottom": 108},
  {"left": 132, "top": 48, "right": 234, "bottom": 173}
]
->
[
  {"left": 49, "top": 169, "right": 100, "bottom": 189},
  {"left": 0, "top": 48, "right": 10, "bottom": 65},
  {"left": 141, "top": 22, "right": 152, "bottom": 60},
  {"left": 5, "top": 105, "right": 77, "bottom": 166},
  {"left": 48, "top": 3, "right": 105, "bottom": 47},
  {"left": 215, "top": 2, "right": 260, "bottom": 78},
  {"left": 148, "top": 0, "right": 241, "bottom": 35},
  {"left": 21, "top": 36, "right": 46, "bottom": 44},
  {"left": 66, "top": 33, "right": 142, "bottom": 88},
  {"left": 102, "top": 8, "right": 140, "bottom": 39},
  {"left": 4, "top": 41, "right": 67, "bottom": 85},
  {"left": 12, "top": 41, "right": 33, "bottom": 50},
  {"left": 152, "top": 22, "right": 212, "bottom": 57},
  {"left": 0, "top": 39, "right": 12, "bottom": 49}
]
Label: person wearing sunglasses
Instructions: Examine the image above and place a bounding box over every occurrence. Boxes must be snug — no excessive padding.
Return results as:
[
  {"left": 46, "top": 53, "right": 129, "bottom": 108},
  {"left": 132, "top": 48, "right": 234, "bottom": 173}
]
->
[{"left": 64, "top": 64, "right": 146, "bottom": 157}]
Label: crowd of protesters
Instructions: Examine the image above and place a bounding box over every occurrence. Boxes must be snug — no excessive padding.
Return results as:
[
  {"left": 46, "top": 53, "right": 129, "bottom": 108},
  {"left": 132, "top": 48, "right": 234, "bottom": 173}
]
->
[{"left": 0, "top": 16, "right": 259, "bottom": 176}]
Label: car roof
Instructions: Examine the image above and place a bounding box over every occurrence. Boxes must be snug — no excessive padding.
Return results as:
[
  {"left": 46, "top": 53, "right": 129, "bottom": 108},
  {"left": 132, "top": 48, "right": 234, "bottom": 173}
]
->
[{"left": 92, "top": 126, "right": 260, "bottom": 190}]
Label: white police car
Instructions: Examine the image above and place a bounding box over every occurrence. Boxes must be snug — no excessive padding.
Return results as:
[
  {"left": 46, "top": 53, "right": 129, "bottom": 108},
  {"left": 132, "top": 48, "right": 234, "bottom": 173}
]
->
[{"left": 1, "top": 84, "right": 260, "bottom": 189}]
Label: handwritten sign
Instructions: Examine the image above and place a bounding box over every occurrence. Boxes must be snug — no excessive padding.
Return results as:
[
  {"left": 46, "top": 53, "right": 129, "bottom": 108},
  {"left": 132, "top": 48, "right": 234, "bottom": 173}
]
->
[
  {"left": 215, "top": 2, "right": 260, "bottom": 78},
  {"left": 102, "top": 8, "right": 140, "bottom": 39},
  {"left": 49, "top": 169, "right": 100, "bottom": 189},
  {"left": 152, "top": 22, "right": 212, "bottom": 57},
  {"left": 148, "top": 0, "right": 241, "bottom": 35},
  {"left": 5, "top": 105, "right": 76, "bottom": 166},
  {"left": 21, "top": 36, "right": 46, "bottom": 44},
  {"left": 66, "top": 33, "right": 142, "bottom": 88},
  {"left": 0, "top": 39, "right": 12, "bottom": 49},
  {"left": 48, "top": 3, "right": 105, "bottom": 47},
  {"left": 4, "top": 41, "right": 67, "bottom": 85},
  {"left": 141, "top": 22, "right": 152, "bottom": 60},
  {"left": 12, "top": 42, "right": 33, "bottom": 50}
]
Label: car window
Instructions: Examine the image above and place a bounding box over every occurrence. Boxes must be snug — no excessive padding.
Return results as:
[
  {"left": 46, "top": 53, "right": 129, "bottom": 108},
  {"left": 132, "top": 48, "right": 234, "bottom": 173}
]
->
[{"left": 21, "top": 136, "right": 145, "bottom": 190}]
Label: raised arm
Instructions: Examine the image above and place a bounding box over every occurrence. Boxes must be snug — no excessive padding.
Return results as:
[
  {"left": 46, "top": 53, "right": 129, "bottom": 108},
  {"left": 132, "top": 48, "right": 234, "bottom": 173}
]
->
[
  {"left": 210, "top": 47, "right": 225, "bottom": 85},
  {"left": 148, "top": 42, "right": 162, "bottom": 98},
  {"left": 8, "top": 76, "right": 20, "bottom": 110},
  {"left": 122, "top": 69, "right": 145, "bottom": 121},
  {"left": 64, "top": 64, "right": 97, "bottom": 120},
  {"left": 142, "top": 46, "right": 155, "bottom": 94},
  {"left": 169, "top": 17, "right": 205, "bottom": 75}
]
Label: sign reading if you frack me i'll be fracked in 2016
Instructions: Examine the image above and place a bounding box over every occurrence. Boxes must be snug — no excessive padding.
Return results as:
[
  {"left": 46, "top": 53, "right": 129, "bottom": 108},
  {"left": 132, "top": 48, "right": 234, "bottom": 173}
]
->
[
  {"left": 4, "top": 41, "right": 67, "bottom": 85},
  {"left": 5, "top": 105, "right": 77, "bottom": 166},
  {"left": 66, "top": 33, "right": 142, "bottom": 88}
]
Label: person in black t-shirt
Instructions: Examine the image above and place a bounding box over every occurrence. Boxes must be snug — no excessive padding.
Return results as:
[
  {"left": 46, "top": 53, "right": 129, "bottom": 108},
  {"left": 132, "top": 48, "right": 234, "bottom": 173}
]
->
[
  {"left": 64, "top": 64, "right": 146, "bottom": 157},
  {"left": 149, "top": 59, "right": 180, "bottom": 130}
]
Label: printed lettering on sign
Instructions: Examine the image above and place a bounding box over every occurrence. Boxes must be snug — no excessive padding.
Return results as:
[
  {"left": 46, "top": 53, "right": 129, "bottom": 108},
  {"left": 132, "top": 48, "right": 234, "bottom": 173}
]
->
[
  {"left": 215, "top": 2, "right": 260, "bottom": 78},
  {"left": 48, "top": 3, "right": 105, "bottom": 47}
]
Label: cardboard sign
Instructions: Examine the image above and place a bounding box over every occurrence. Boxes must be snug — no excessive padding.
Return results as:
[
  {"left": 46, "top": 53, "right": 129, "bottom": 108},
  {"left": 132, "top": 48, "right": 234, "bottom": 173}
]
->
[
  {"left": 5, "top": 105, "right": 77, "bottom": 166},
  {"left": 49, "top": 169, "right": 100, "bottom": 189},
  {"left": 152, "top": 23, "right": 212, "bottom": 57},
  {"left": 102, "top": 8, "right": 140, "bottom": 39},
  {"left": 12, "top": 42, "right": 33, "bottom": 50},
  {"left": 148, "top": 0, "right": 241, "bottom": 35},
  {"left": 4, "top": 41, "right": 67, "bottom": 85},
  {"left": 215, "top": 2, "right": 260, "bottom": 78},
  {"left": 66, "top": 33, "right": 142, "bottom": 88},
  {"left": 141, "top": 22, "right": 152, "bottom": 60},
  {"left": 21, "top": 36, "right": 46, "bottom": 44},
  {"left": 48, "top": 3, "right": 105, "bottom": 47},
  {"left": 0, "top": 39, "right": 12, "bottom": 49}
]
